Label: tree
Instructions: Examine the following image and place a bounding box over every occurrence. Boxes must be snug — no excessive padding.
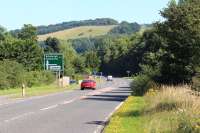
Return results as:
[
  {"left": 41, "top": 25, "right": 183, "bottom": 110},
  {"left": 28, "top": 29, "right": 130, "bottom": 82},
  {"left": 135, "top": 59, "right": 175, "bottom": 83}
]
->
[
  {"left": 109, "top": 21, "right": 141, "bottom": 35},
  {"left": 59, "top": 41, "right": 77, "bottom": 76},
  {"left": 73, "top": 56, "right": 85, "bottom": 74},
  {"left": 44, "top": 37, "right": 60, "bottom": 53},
  {"left": 156, "top": 0, "right": 200, "bottom": 83},
  {"left": 17, "top": 24, "right": 38, "bottom": 41},
  {"left": 84, "top": 51, "right": 100, "bottom": 72},
  {"left": 0, "top": 35, "right": 43, "bottom": 71},
  {"left": 0, "top": 26, "right": 6, "bottom": 41}
]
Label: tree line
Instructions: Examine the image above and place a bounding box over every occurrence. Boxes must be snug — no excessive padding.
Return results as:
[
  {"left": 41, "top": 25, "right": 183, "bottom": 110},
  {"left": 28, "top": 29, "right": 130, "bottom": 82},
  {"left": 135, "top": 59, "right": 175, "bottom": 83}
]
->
[
  {"left": 0, "top": 24, "right": 102, "bottom": 89},
  {"left": 1, "top": 0, "right": 200, "bottom": 92},
  {"left": 11, "top": 18, "right": 119, "bottom": 36},
  {"left": 131, "top": 0, "right": 200, "bottom": 95},
  {"left": 68, "top": 0, "right": 200, "bottom": 93},
  {"left": 11, "top": 18, "right": 143, "bottom": 37}
]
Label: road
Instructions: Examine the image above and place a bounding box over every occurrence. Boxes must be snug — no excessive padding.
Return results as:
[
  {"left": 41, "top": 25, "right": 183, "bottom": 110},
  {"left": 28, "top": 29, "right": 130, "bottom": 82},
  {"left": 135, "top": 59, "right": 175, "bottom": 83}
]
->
[{"left": 0, "top": 78, "right": 131, "bottom": 133}]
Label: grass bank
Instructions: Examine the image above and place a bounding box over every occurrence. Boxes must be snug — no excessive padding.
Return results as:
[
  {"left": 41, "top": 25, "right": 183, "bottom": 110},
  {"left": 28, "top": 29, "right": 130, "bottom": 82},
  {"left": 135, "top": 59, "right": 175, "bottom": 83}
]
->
[
  {"left": 38, "top": 25, "right": 116, "bottom": 41},
  {"left": 105, "top": 85, "right": 200, "bottom": 133},
  {"left": 0, "top": 83, "right": 79, "bottom": 98}
]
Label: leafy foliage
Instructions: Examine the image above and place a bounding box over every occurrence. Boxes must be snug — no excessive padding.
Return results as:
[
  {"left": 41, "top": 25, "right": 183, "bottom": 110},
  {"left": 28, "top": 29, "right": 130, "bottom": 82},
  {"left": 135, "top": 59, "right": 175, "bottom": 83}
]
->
[
  {"left": 131, "top": 65, "right": 159, "bottom": 96},
  {"left": 44, "top": 37, "right": 60, "bottom": 53},
  {"left": 155, "top": 0, "right": 200, "bottom": 83},
  {"left": 0, "top": 60, "right": 25, "bottom": 89},
  {"left": 0, "top": 60, "right": 54, "bottom": 89},
  {"left": 71, "top": 38, "right": 95, "bottom": 53},
  {"left": 109, "top": 21, "right": 141, "bottom": 35},
  {"left": 24, "top": 71, "right": 54, "bottom": 87},
  {"left": 17, "top": 24, "right": 38, "bottom": 41},
  {"left": 130, "top": 0, "right": 200, "bottom": 89},
  {"left": 73, "top": 55, "right": 86, "bottom": 74},
  {"left": 0, "top": 35, "right": 43, "bottom": 71},
  {"left": 84, "top": 51, "right": 100, "bottom": 72},
  {"left": 59, "top": 41, "right": 77, "bottom": 76}
]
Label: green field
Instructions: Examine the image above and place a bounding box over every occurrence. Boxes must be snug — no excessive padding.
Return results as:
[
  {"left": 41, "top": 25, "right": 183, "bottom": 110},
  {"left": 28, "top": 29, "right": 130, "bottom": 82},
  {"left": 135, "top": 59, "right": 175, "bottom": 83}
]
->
[{"left": 38, "top": 25, "right": 117, "bottom": 41}]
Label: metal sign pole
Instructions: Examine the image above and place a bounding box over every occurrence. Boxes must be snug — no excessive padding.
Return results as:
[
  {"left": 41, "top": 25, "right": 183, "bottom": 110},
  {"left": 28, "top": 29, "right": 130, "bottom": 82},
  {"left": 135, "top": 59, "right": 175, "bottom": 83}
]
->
[{"left": 58, "top": 71, "right": 61, "bottom": 87}]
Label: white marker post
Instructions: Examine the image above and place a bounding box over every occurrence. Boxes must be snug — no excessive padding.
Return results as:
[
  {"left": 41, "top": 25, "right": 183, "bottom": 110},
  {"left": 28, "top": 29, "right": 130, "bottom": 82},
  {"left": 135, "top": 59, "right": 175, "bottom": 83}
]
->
[{"left": 22, "top": 83, "right": 26, "bottom": 97}]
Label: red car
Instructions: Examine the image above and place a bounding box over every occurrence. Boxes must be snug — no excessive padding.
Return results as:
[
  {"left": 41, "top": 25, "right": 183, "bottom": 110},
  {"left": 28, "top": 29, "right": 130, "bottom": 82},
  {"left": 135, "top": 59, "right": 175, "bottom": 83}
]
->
[{"left": 81, "top": 80, "right": 96, "bottom": 90}]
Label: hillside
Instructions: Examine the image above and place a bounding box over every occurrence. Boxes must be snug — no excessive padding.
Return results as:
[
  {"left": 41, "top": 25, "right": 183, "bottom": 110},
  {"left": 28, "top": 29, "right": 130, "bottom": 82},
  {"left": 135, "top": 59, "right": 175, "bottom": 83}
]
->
[
  {"left": 10, "top": 18, "right": 118, "bottom": 36},
  {"left": 38, "top": 25, "right": 117, "bottom": 41}
]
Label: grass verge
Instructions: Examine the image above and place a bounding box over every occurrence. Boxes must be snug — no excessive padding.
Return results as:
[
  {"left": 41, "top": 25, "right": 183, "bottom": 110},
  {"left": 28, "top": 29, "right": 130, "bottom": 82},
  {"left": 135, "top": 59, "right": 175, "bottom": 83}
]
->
[
  {"left": 0, "top": 83, "right": 79, "bottom": 98},
  {"left": 105, "top": 85, "right": 200, "bottom": 133},
  {"left": 104, "top": 96, "right": 146, "bottom": 133}
]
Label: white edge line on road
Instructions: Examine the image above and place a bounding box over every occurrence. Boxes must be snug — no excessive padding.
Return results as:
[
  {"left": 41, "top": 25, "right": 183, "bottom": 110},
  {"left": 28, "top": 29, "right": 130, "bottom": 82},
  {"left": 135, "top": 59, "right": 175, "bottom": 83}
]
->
[{"left": 93, "top": 101, "right": 125, "bottom": 133}]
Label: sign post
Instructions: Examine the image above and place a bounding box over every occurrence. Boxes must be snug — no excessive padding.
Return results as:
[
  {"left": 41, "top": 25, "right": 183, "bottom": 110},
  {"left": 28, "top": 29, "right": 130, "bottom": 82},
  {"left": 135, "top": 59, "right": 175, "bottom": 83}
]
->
[
  {"left": 126, "top": 70, "right": 131, "bottom": 77},
  {"left": 44, "top": 53, "right": 64, "bottom": 87}
]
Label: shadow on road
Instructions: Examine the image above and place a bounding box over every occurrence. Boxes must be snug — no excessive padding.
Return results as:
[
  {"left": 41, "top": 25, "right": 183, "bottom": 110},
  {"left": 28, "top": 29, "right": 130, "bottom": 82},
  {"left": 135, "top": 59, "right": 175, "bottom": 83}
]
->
[
  {"left": 83, "top": 97, "right": 126, "bottom": 102},
  {"left": 82, "top": 86, "right": 131, "bottom": 102},
  {"left": 119, "top": 86, "right": 131, "bottom": 89},
  {"left": 86, "top": 120, "right": 108, "bottom": 126}
]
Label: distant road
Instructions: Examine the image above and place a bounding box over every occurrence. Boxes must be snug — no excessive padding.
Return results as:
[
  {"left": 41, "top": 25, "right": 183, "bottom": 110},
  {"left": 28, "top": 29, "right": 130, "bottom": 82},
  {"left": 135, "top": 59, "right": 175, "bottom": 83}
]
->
[{"left": 0, "top": 78, "right": 131, "bottom": 133}]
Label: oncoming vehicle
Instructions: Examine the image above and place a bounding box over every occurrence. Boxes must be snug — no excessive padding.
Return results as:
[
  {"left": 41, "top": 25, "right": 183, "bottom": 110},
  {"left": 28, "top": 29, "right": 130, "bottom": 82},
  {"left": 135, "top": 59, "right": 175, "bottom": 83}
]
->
[
  {"left": 81, "top": 80, "right": 96, "bottom": 90},
  {"left": 107, "top": 75, "right": 113, "bottom": 81}
]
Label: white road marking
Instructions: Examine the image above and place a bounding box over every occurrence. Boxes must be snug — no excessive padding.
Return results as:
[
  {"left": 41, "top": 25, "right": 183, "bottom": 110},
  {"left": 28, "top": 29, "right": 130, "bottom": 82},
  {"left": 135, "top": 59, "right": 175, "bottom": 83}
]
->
[
  {"left": 4, "top": 112, "right": 35, "bottom": 123},
  {"left": 0, "top": 90, "right": 73, "bottom": 107},
  {"left": 40, "top": 104, "right": 58, "bottom": 111},
  {"left": 60, "top": 99, "right": 76, "bottom": 105},
  {"left": 2, "top": 87, "right": 117, "bottom": 124},
  {"left": 93, "top": 102, "right": 125, "bottom": 133}
]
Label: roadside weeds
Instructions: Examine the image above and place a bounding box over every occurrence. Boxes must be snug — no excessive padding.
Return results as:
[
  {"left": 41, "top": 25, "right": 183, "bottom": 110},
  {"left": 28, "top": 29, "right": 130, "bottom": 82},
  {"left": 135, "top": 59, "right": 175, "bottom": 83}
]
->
[{"left": 104, "top": 85, "right": 200, "bottom": 133}]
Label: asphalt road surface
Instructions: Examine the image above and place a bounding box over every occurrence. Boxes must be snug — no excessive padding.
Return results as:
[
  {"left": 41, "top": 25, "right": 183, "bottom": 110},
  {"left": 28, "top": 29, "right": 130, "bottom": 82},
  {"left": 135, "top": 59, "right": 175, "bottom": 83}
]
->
[{"left": 0, "top": 78, "right": 131, "bottom": 133}]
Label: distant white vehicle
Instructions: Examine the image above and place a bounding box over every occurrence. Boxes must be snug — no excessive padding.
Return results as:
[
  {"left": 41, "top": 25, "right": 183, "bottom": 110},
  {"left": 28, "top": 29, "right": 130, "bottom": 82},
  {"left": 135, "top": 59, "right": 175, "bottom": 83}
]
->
[{"left": 107, "top": 75, "right": 113, "bottom": 81}]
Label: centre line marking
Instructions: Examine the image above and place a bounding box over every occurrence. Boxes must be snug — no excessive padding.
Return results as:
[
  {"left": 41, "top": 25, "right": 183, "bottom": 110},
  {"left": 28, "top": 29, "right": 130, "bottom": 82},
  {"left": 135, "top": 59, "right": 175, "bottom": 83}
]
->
[
  {"left": 4, "top": 112, "right": 35, "bottom": 123},
  {"left": 40, "top": 104, "right": 58, "bottom": 111}
]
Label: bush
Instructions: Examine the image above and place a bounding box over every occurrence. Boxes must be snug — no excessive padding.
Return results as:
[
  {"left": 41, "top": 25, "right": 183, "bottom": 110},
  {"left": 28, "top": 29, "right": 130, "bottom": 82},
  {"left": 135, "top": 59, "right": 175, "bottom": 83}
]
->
[
  {"left": 0, "top": 60, "right": 55, "bottom": 89},
  {"left": 73, "top": 74, "right": 84, "bottom": 81},
  {"left": 192, "top": 75, "right": 200, "bottom": 92},
  {"left": 131, "top": 74, "right": 154, "bottom": 96},
  {"left": 192, "top": 70, "right": 200, "bottom": 92},
  {"left": 0, "top": 60, "right": 25, "bottom": 89},
  {"left": 24, "top": 71, "right": 54, "bottom": 87},
  {"left": 131, "top": 65, "right": 159, "bottom": 96}
]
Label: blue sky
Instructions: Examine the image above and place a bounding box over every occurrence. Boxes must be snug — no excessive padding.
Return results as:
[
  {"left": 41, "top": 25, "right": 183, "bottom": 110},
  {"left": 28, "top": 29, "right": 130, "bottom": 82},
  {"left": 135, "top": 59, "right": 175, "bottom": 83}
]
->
[{"left": 0, "top": 0, "right": 170, "bottom": 30}]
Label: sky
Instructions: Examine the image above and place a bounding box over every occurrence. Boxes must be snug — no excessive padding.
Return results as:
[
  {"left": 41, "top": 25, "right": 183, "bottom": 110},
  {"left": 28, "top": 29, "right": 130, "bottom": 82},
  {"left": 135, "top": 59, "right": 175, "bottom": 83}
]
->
[{"left": 0, "top": 0, "right": 170, "bottom": 30}]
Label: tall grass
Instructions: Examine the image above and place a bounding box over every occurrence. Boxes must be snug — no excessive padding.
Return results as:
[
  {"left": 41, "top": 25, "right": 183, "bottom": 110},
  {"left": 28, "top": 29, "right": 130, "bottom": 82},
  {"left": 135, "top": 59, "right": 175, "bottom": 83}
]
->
[{"left": 144, "top": 85, "right": 200, "bottom": 133}]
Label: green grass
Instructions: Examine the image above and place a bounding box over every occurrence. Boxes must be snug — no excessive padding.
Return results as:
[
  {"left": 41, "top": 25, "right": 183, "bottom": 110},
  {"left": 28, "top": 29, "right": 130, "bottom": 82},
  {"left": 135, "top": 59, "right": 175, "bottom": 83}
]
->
[
  {"left": 104, "top": 96, "right": 179, "bottom": 133},
  {"left": 0, "top": 84, "right": 79, "bottom": 98},
  {"left": 0, "top": 78, "right": 102, "bottom": 98},
  {"left": 105, "top": 86, "right": 200, "bottom": 133},
  {"left": 104, "top": 96, "right": 146, "bottom": 133},
  {"left": 38, "top": 25, "right": 117, "bottom": 41}
]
